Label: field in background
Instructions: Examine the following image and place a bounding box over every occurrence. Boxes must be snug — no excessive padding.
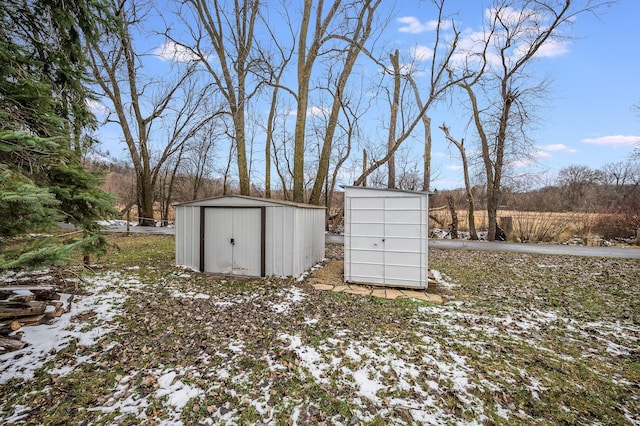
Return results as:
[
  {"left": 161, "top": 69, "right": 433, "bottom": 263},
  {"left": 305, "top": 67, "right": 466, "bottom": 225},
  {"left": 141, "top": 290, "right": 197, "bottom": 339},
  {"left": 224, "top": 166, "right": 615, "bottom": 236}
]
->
[{"left": 429, "top": 209, "right": 604, "bottom": 243}]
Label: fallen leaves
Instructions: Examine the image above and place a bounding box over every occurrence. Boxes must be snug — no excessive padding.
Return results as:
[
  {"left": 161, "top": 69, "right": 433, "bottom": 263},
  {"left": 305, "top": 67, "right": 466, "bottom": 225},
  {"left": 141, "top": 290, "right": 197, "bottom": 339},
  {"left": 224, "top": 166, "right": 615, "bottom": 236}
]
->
[{"left": 1, "top": 240, "right": 639, "bottom": 425}]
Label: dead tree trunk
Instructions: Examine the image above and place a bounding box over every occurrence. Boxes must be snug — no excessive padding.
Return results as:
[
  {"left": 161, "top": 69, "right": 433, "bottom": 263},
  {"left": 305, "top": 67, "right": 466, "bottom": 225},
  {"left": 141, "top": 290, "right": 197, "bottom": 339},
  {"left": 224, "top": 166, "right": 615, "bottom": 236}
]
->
[{"left": 447, "top": 195, "right": 458, "bottom": 239}]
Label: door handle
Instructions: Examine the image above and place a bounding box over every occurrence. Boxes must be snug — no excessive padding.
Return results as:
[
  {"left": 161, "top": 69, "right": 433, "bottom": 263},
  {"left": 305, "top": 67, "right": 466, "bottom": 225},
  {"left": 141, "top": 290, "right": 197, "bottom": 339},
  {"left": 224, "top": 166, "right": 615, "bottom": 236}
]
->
[{"left": 230, "top": 238, "right": 235, "bottom": 245}]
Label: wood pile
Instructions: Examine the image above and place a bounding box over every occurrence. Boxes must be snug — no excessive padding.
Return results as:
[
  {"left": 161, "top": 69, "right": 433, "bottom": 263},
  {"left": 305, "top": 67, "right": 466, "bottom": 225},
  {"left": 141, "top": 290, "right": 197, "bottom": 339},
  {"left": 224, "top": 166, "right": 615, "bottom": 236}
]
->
[{"left": 0, "top": 286, "right": 72, "bottom": 354}]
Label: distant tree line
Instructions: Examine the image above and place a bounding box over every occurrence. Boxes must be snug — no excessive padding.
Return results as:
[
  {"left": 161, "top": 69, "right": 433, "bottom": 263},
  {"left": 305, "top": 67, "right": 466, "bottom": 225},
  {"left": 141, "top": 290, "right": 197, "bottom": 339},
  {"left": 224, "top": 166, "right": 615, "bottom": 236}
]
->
[{"left": 430, "top": 153, "right": 640, "bottom": 238}]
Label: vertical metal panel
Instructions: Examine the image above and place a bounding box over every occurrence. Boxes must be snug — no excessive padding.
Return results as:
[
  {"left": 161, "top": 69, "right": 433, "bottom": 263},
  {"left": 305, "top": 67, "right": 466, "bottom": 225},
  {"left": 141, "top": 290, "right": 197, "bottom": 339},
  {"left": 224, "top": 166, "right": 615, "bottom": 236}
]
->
[
  {"left": 280, "top": 206, "right": 295, "bottom": 277},
  {"left": 263, "top": 205, "right": 289, "bottom": 277},
  {"left": 175, "top": 205, "right": 201, "bottom": 271},
  {"left": 202, "top": 207, "right": 263, "bottom": 276},
  {"left": 175, "top": 205, "right": 186, "bottom": 266},
  {"left": 260, "top": 206, "right": 266, "bottom": 277},
  {"left": 344, "top": 187, "right": 429, "bottom": 289},
  {"left": 229, "top": 208, "right": 262, "bottom": 276},
  {"left": 203, "top": 208, "right": 233, "bottom": 274},
  {"left": 199, "top": 207, "right": 205, "bottom": 271},
  {"left": 292, "top": 207, "right": 325, "bottom": 278}
]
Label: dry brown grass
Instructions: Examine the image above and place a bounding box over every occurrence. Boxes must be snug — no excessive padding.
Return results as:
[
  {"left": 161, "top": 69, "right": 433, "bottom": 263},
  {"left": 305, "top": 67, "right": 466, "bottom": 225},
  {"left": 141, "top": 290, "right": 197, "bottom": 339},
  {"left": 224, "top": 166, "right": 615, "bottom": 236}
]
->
[{"left": 429, "top": 209, "right": 601, "bottom": 243}]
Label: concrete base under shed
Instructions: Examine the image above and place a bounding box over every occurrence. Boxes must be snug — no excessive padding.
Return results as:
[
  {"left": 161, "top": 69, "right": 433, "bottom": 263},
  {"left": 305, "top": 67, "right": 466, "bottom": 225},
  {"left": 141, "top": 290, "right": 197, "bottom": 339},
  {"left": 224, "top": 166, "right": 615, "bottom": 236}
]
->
[{"left": 306, "top": 260, "right": 443, "bottom": 304}]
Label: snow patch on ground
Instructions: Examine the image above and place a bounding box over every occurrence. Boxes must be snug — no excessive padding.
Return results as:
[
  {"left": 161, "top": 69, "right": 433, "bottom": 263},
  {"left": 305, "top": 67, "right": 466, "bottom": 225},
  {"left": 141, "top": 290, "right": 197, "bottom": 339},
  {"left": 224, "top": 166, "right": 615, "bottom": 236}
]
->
[
  {"left": 156, "top": 371, "right": 204, "bottom": 411},
  {"left": 0, "top": 271, "right": 135, "bottom": 384},
  {"left": 430, "top": 269, "right": 457, "bottom": 289},
  {"left": 171, "top": 290, "right": 210, "bottom": 300},
  {"left": 2, "top": 268, "right": 636, "bottom": 425},
  {"left": 269, "top": 286, "right": 306, "bottom": 314}
]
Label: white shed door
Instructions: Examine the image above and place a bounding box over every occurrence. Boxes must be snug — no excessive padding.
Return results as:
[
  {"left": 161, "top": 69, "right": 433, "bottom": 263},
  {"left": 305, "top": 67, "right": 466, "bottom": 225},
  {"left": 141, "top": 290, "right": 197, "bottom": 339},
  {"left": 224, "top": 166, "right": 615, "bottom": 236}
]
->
[
  {"left": 348, "top": 196, "right": 425, "bottom": 287},
  {"left": 203, "top": 208, "right": 262, "bottom": 276}
]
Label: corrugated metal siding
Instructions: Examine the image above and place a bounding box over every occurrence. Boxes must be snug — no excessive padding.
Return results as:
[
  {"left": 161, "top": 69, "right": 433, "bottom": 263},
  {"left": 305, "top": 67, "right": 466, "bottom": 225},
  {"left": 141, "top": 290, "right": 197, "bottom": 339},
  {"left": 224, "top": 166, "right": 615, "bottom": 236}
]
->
[
  {"left": 264, "top": 205, "right": 294, "bottom": 277},
  {"left": 291, "top": 207, "right": 325, "bottom": 277},
  {"left": 175, "top": 205, "right": 201, "bottom": 271},
  {"left": 175, "top": 196, "right": 325, "bottom": 278}
]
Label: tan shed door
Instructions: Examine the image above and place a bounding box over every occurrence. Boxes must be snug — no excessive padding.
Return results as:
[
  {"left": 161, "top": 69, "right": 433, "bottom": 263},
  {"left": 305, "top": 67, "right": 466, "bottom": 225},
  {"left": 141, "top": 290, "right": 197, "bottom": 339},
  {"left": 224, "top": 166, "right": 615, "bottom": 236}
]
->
[{"left": 203, "top": 208, "right": 262, "bottom": 276}]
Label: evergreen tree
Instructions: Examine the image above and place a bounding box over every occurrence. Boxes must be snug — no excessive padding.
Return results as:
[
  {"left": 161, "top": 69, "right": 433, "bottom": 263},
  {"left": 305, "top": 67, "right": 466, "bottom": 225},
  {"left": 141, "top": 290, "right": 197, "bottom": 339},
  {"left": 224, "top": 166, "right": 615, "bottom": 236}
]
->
[{"left": 0, "top": 0, "right": 117, "bottom": 270}]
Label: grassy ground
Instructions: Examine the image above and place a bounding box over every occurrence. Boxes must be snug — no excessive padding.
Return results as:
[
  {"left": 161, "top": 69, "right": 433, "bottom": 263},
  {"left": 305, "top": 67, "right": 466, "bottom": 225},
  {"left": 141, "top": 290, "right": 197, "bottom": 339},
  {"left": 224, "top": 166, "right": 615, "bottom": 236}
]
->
[{"left": 1, "top": 234, "right": 638, "bottom": 425}]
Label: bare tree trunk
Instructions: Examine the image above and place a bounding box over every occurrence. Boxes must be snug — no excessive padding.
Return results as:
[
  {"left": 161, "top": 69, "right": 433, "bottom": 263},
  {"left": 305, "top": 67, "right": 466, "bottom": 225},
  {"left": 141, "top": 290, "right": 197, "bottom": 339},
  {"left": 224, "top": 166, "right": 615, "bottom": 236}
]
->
[
  {"left": 387, "top": 50, "right": 400, "bottom": 189},
  {"left": 177, "top": 0, "right": 261, "bottom": 196},
  {"left": 362, "top": 149, "right": 367, "bottom": 187},
  {"left": 447, "top": 195, "right": 458, "bottom": 239},
  {"left": 309, "top": 0, "right": 380, "bottom": 204},
  {"left": 264, "top": 90, "right": 278, "bottom": 199},
  {"left": 292, "top": 0, "right": 349, "bottom": 202},
  {"left": 439, "top": 124, "right": 478, "bottom": 240},
  {"left": 138, "top": 169, "right": 155, "bottom": 226},
  {"left": 407, "top": 75, "right": 433, "bottom": 192},
  {"left": 423, "top": 117, "right": 432, "bottom": 192}
]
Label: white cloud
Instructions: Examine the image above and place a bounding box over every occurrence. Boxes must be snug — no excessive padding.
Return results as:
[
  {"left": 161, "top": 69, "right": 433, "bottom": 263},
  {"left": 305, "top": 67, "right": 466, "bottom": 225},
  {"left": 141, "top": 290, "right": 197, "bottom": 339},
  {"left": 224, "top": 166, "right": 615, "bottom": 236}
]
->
[
  {"left": 284, "top": 106, "right": 330, "bottom": 118},
  {"left": 308, "top": 106, "right": 330, "bottom": 117},
  {"left": 411, "top": 45, "right": 433, "bottom": 62},
  {"left": 446, "top": 165, "right": 463, "bottom": 171},
  {"left": 537, "top": 144, "right": 578, "bottom": 153},
  {"left": 511, "top": 159, "right": 531, "bottom": 168},
  {"left": 581, "top": 135, "right": 640, "bottom": 148},
  {"left": 533, "top": 39, "right": 570, "bottom": 58},
  {"left": 486, "top": 6, "right": 526, "bottom": 27},
  {"left": 153, "top": 41, "right": 201, "bottom": 63},
  {"left": 535, "top": 150, "right": 552, "bottom": 159},
  {"left": 397, "top": 17, "right": 442, "bottom": 34},
  {"left": 515, "top": 38, "right": 570, "bottom": 59},
  {"left": 450, "top": 6, "right": 572, "bottom": 70}
]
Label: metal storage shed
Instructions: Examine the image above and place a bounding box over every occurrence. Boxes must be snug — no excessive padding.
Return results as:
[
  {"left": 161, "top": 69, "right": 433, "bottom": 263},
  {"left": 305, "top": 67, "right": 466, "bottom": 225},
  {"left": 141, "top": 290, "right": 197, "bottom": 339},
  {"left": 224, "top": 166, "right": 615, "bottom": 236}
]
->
[
  {"left": 175, "top": 196, "right": 325, "bottom": 278},
  {"left": 343, "top": 186, "right": 430, "bottom": 289}
]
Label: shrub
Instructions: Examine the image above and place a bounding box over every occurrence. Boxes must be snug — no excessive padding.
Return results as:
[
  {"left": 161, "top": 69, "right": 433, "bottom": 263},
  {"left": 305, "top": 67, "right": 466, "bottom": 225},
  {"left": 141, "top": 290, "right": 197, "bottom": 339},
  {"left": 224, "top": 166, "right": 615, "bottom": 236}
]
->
[{"left": 594, "top": 193, "right": 640, "bottom": 239}]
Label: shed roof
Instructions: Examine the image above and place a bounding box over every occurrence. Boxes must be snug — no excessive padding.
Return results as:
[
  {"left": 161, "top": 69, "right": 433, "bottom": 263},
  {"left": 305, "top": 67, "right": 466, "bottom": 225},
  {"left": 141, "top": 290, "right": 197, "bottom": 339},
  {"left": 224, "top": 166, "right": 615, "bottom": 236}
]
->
[
  {"left": 342, "top": 185, "right": 433, "bottom": 195},
  {"left": 174, "top": 194, "right": 326, "bottom": 209}
]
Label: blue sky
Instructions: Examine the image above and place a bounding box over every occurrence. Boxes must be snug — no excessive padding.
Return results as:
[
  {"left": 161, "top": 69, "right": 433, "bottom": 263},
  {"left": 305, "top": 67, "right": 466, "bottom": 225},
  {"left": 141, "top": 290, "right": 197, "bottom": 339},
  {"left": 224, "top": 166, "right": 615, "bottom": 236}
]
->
[
  {"left": 391, "top": 0, "right": 640, "bottom": 189},
  {"left": 93, "top": 0, "right": 640, "bottom": 191}
]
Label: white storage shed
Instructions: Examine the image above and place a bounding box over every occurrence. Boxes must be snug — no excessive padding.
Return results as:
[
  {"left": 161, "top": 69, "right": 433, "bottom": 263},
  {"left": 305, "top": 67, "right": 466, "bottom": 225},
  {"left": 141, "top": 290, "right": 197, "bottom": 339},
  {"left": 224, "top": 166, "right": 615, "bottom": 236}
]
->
[
  {"left": 175, "top": 196, "right": 325, "bottom": 278},
  {"left": 343, "top": 186, "right": 430, "bottom": 289}
]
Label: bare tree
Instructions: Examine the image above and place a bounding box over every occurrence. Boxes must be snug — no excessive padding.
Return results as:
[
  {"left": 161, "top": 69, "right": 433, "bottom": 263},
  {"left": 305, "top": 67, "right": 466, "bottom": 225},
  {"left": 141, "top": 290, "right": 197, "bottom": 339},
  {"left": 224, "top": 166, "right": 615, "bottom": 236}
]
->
[
  {"left": 184, "top": 121, "right": 220, "bottom": 199},
  {"left": 440, "top": 124, "right": 479, "bottom": 239},
  {"left": 351, "top": 0, "right": 465, "bottom": 188},
  {"left": 170, "top": 0, "right": 262, "bottom": 196},
  {"left": 454, "top": 0, "right": 612, "bottom": 240},
  {"left": 253, "top": 12, "right": 296, "bottom": 199},
  {"left": 291, "top": 0, "right": 385, "bottom": 203},
  {"left": 407, "top": 0, "right": 464, "bottom": 192},
  {"left": 386, "top": 50, "right": 401, "bottom": 189},
  {"left": 602, "top": 161, "right": 638, "bottom": 194},
  {"left": 87, "top": 0, "right": 212, "bottom": 225},
  {"left": 308, "top": 0, "right": 382, "bottom": 203},
  {"left": 557, "top": 164, "right": 603, "bottom": 211}
]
